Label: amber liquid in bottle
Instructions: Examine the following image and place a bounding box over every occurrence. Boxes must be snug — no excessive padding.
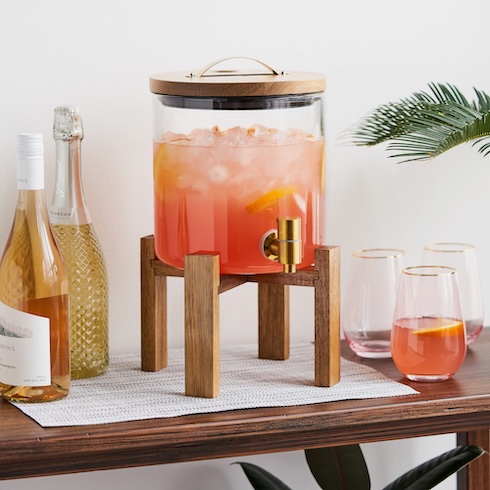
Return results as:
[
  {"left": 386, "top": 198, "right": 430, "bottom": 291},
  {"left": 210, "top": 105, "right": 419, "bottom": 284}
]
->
[
  {"left": 51, "top": 223, "right": 109, "bottom": 378},
  {"left": 50, "top": 106, "right": 109, "bottom": 378},
  {"left": 0, "top": 134, "right": 70, "bottom": 402}
]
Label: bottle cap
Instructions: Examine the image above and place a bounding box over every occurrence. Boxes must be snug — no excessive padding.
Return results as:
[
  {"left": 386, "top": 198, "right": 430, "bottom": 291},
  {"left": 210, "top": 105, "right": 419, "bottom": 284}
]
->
[
  {"left": 17, "top": 133, "right": 43, "bottom": 158},
  {"left": 53, "top": 106, "right": 84, "bottom": 140},
  {"left": 17, "top": 133, "right": 44, "bottom": 190}
]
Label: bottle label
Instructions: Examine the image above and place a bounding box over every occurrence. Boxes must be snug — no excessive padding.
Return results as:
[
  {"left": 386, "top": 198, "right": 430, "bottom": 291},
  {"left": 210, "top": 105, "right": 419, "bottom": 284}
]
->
[
  {"left": 17, "top": 157, "right": 44, "bottom": 190},
  {"left": 0, "top": 301, "right": 51, "bottom": 387},
  {"left": 49, "top": 207, "right": 92, "bottom": 225}
]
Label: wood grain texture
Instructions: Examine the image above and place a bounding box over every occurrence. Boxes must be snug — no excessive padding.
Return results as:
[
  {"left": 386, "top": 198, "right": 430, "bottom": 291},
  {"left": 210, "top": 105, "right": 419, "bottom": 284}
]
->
[
  {"left": 258, "top": 283, "right": 290, "bottom": 360},
  {"left": 184, "top": 253, "right": 220, "bottom": 398},
  {"left": 457, "top": 429, "right": 490, "bottom": 490},
  {"left": 140, "top": 236, "right": 167, "bottom": 371},
  {"left": 0, "top": 332, "right": 490, "bottom": 485},
  {"left": 149, "top": 69, "right": 326, "bottom": 98},
  {"left": 314, "top": 246, "right": 341, "bottom": 386}
]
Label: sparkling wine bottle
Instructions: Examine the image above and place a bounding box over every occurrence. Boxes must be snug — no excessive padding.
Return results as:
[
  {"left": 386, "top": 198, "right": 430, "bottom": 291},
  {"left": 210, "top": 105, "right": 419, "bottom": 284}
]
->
[
  {"left": 50, "top": 106, "right": 109, "bottom": 378},
  {"left": 0, "top": 134, "right": 70, "bottom": 402}
]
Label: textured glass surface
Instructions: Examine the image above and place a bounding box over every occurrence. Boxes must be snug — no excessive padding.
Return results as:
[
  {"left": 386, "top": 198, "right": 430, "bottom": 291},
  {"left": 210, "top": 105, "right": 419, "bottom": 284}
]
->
[{"left": 53, "top": 223, "right": 109, "bottom": 378}]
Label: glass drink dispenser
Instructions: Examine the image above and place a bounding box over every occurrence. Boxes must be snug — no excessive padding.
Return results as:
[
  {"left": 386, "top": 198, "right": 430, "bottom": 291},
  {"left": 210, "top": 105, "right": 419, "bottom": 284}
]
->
[{"left": 150, "top": 58, "right": 326, "bottom": 275}]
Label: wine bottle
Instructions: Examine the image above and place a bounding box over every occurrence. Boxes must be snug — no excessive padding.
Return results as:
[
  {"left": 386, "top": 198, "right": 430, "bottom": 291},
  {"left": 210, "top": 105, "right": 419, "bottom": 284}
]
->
[
  {"left": 0, "top": 134, "right": 70, "bottom": 402},
  {"left": 50, "top": 106, "right": 109, "bottom": 378}
]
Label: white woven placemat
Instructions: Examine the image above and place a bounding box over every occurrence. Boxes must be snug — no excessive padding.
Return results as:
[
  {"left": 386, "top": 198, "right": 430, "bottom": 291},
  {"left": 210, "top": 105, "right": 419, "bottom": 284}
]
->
[{"left": 11, "top": 343, "right": 418, "bottom": 427}]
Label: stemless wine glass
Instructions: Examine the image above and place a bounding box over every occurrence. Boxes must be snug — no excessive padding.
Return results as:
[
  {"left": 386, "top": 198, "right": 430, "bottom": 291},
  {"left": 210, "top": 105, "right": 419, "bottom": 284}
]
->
[
  {"left": 391, "top": 266, "right": 467, "bottom": 382},
  {"left": 422, "top": 243, "right": 483, "bottom": 345},
  {"left": 342, "top": 249, "right": 405, "bottom": 358}
]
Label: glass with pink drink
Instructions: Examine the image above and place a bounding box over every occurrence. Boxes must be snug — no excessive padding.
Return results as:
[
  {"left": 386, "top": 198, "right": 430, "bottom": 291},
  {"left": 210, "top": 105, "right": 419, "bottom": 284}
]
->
[{"left": 150, "top": 60, "right": 326, "bottom": 274}]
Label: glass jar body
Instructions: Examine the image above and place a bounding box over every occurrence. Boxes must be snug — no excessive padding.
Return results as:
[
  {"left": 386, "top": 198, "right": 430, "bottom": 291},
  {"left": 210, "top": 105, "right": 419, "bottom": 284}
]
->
[{"left": 152, "top": 94, "right": 326, "bottom": 275}]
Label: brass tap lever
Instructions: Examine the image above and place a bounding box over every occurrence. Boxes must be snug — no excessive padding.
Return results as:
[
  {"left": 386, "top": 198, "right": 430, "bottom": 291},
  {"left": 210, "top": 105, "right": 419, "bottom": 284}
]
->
[{"left": 262, "top": 217, "right": 302, "bottom": 273}]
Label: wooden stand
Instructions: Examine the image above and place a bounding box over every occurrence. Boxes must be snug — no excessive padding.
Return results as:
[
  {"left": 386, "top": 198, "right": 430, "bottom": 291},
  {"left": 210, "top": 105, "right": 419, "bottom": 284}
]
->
[{"left": 140, "top": 235, "right": 341, "bottom": 398}]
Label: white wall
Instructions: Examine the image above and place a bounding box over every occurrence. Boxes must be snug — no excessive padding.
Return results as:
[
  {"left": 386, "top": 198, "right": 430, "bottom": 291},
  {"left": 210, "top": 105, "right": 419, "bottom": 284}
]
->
[{"left": 1, "top": 0, "right": 488, "bottom": 488}]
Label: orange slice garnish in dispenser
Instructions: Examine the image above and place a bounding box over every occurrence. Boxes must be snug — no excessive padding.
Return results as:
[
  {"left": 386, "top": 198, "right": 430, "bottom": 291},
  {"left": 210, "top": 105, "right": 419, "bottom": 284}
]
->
[
  {"left": 153, "top": 144, "right": 168, "bottom": 200},
  {"left": 246, "top": 186, "right": 295, "bottom": 214},
  {"left": 412, "top": 318, "right": 464, "bottom": 337},
  {"left": 153, "top": 143, "right": 167, "bottom": 176}
]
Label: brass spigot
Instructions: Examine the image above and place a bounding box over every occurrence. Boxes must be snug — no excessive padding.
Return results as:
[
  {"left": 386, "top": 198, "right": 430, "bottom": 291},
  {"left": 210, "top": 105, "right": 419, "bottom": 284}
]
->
[{"left": 262, "top": 217, "right": 302, "bottom": 273}]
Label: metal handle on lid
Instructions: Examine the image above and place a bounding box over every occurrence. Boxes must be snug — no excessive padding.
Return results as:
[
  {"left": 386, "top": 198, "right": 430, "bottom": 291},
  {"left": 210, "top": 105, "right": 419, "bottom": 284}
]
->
[{"left": 191, "top": 57, "right": 281, "bottom": 78}]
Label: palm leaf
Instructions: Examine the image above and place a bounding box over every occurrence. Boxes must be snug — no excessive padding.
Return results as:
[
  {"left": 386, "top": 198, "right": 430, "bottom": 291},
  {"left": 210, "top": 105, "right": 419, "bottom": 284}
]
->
[
  {"left": 381, "top": 445, "right": 486, "bottom": 490},
  {"left": 348, "top": 83, "right": 490, "bottom": 163},
  {"left": 423, "top": 82, "right": 472, "bottom": 108},
  {"left": 347, "top": 97, "right": 431, "bottom": 146},
  {"left": 386, "top": 110, "right": 490, "bottom": 162},
  {"left": 473, "top": 87, "right": 490, "bottom": 112},
  {"left": 234, "top": 462, "right": 294, "bottom": 490},
  {"left": 305, "top": 445, "right": 371, "bottom": 490}
]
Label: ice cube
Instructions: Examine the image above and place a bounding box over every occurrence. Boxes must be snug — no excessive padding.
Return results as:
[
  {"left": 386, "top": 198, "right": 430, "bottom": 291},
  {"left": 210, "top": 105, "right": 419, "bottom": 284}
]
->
[{"left": 208, "top": 164, "right": 229, "bottom": 183}]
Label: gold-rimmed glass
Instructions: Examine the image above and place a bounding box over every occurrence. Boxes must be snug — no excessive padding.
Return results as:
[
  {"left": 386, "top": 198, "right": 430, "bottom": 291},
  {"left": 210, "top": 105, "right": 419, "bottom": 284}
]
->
[
  {"left": 422, "top": 242, "right": 483, "bottom": 345},
  {"left": 342, "top": 248, "right": 405, "bottom": 358},
  {"left": 391, "top": 265, "right": 467, "bottom": 382}
]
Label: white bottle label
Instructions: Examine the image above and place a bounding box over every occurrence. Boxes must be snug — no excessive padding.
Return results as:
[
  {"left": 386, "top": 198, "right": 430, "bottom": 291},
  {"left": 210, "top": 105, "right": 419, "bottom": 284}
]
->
[
  {"left": 0, "top": 301, "right": 51, "bottom": 387},
  {"left": 17, "top": 158, "right": 44, "bottom": 190}
]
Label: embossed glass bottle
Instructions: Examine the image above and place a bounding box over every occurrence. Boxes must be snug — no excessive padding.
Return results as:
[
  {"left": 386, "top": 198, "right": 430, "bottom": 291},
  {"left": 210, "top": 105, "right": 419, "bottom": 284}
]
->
[{"left": 50, "top": 106, "right": 109, "bottom": 378}]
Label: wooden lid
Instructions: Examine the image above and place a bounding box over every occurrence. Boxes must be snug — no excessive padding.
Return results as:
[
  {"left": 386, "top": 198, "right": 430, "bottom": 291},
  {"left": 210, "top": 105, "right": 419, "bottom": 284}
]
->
[{"left": 149, "top": 58, "right": 326, "bottom": 97}]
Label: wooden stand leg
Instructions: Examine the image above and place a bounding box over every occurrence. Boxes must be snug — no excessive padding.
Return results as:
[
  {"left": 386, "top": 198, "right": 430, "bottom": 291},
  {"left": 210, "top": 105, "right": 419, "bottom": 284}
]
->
[
  {"left": 258, "top": 283, "right": 290, "bottom": 360},
  {"left": 314, "top": 246, "right": 341, "bottom": 387},
  {"left": 184, "top": 253, "right": 220, "bottom": 398},
  {"left": 457, "top": 430, "right": 490, "bottom": 490},
  {"left": 141, "top": 236, "right": 167, "bottom": 371}
]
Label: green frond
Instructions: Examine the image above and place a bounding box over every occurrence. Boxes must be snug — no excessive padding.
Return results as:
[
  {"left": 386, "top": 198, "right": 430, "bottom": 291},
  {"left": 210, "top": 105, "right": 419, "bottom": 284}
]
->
[
  {"left": 475, "top": 138, "right": 490, "bottom": 156},
  {"left": 348, "top": 82, "right": 490, "bottom": 163},
  {"left": 386, "top": 111, "right": 490, "bottom": 162},
  {"left": 473, "top": 87, "right": 490, "bottom": 112},
  {"left": 423, "top": 82, "right": 472, "bottom": 108},
  {"left": 348, "top": 98, "right": 431, "bottom": 146}
]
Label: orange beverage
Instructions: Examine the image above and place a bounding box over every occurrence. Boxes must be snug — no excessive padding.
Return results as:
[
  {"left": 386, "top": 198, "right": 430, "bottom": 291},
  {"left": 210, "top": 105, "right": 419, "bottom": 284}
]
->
[
  {"left": 391, "top": 317, "right": 466, "bottom": 382},
  {"left": 153, "top": 126, "right": 325, "bottom": 274}
]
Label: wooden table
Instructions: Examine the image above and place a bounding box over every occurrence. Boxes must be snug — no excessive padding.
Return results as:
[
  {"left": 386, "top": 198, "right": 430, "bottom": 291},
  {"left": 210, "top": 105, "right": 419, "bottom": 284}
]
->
[{"left": 1, "top": 330, "right": 489, "bottom": 489}]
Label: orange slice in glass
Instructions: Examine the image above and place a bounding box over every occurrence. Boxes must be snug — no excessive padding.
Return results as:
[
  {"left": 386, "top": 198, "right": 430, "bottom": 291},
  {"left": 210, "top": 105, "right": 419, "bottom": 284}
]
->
[
  {"left": 245, "top": 186, "right": 295, "bottom": 214},
  {"left": 412, "top": 318, "right": 464, "bottom": 337}
]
